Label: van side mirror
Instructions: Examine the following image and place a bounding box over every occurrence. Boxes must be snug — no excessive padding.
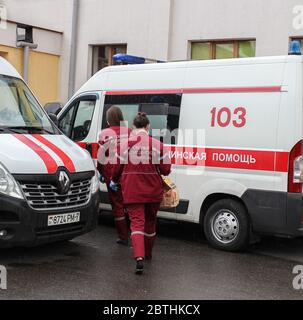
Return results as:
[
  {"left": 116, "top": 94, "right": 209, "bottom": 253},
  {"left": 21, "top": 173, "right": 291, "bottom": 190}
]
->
[
  {"left": 44, "top": 102, "right": 63, "bottom": 115},
  {"left": 49, "top": 113, "right": 59, "bottom": 126}
]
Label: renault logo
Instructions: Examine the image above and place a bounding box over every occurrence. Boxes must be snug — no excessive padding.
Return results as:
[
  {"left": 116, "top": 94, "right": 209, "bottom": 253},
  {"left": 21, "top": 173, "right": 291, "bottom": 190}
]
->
[{"left": 58, "top": 171, "right": 71, "bottom": 194}]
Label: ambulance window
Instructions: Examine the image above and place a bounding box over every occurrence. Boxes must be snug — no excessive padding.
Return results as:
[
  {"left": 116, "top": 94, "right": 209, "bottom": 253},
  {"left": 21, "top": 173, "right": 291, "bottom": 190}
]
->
[
  {"left": 120, "top": 104, "right": 140, "bottom": 126},
  {"left": 71, "top": 100, "right": 96, "bottom": 141},
  {"left": 58, "top": 95, "right": 97, "bottom": 141},
  {"left": 103, "top": 94, "right": 182, "bottom": 144},
  {"left": 140, "top": 103, "right": 169, "bottom": 140},
  {"left": 59, "top": 106, "right": 76, "bottom": 137}
]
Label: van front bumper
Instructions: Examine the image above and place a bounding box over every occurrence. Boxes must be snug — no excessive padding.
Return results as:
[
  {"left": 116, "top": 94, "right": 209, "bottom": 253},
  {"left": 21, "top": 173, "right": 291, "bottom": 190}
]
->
[
  {"left": 0, "top": 192, "right": 99, "bottom": 248},
  {"left": 242, "top": 189, "right": 303, "bottom": 237}
]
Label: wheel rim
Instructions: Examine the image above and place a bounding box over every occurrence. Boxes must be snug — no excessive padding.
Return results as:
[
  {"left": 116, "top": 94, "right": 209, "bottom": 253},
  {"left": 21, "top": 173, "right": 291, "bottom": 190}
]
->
[{"left": 210, "top": 209, "right": 239, "bottom": 244}]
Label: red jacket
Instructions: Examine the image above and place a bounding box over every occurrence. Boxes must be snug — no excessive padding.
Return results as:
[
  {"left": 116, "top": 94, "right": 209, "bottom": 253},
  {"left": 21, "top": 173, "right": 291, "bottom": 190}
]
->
[
  {"left": 97, "top": 126, "right": 132, "bottom": 183},
  {"left": 112, "top": 131, "right": 171, "bottom": 204}
]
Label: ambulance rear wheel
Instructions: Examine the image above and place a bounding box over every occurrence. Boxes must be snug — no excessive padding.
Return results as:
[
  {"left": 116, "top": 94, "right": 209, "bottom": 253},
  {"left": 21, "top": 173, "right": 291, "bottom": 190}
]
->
[{"left": 204, "top": 199, "right": 250, "bottom": 252}]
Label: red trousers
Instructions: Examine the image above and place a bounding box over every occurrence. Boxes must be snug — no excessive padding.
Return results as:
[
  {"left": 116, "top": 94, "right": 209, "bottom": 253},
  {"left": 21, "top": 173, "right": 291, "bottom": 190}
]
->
[
  {"left": 126, "top": 203, "right": 160, "bottom": 259},
  {"left": 107, "top": 186, "right": 129, "bottom": 241}
]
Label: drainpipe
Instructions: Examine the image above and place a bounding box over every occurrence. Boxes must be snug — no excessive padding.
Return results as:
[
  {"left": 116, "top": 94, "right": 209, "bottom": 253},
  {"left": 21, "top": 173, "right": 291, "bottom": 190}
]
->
[
  {"left": 16, "top": 42, "right": 38, "bottom": 83},
  {"left": 167, "top": 0, "right": 175, "bottom": 61},
  {"left": 68, "top": 0, "right": 80, "bottom": 98}
]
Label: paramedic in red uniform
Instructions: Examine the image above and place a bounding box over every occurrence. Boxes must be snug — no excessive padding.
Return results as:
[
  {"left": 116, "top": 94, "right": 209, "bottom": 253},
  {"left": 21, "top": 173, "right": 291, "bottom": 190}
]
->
[
  {"left": 97, "top": 105, "right": 132, "bottom": 245},
  {"left": 111, "top": 112, "right": 171, "bottom": 274}
]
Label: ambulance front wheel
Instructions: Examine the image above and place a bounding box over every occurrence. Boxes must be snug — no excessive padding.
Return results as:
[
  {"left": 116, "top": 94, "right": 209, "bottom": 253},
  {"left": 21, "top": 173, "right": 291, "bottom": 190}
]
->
[{"left": 204, "top": 199, "right": 250, "bottom": 252}]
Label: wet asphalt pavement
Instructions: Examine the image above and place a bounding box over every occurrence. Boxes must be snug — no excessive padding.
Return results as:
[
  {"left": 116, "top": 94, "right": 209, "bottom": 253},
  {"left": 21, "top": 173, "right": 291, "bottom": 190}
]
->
[{"left": 0, "top": 211, "right": 303, "bottom": 300}]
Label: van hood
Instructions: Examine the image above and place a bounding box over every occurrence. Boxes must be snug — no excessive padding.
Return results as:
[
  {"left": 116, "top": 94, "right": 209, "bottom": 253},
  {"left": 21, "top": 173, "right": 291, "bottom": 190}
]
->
[{"left": 0, "top": 134, "right": 95, "bottom": 175}]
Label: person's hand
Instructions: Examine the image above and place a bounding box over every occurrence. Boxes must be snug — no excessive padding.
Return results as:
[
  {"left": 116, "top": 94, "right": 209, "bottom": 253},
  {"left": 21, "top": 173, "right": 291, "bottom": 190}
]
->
[
  {"left": 99, "top": 174, "right": 106, "bottom": 184},
  {"left": 109, "top": 180, "right": 119, "bottom": 192}
]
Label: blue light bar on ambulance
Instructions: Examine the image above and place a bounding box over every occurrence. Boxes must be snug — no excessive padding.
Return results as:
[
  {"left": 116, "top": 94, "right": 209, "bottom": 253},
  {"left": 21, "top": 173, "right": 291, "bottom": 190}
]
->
[
  {"left": 113, "top": 54, "right": 165, "bottom": 64},
  {"left": 289, "top": 40, "right": 302, "bottom": 55}
]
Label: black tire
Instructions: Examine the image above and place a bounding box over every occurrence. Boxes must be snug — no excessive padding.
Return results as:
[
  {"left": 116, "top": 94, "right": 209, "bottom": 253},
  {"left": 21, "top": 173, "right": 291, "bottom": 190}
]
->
[{"left": 203, "top": 198, "right": 250, "bottom": 252}]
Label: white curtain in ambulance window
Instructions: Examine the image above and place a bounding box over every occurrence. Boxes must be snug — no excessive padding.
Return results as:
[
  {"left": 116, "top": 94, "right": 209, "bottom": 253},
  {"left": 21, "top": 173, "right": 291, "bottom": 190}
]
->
[
  {"left": 71, "top": 100, "right": 96, "bottom": 141},
  {"left": 119, "top": 104, "right": 139, "bottom": 128},
  {"left": 108, "top": 104, "right": 169, "bottom": 134},
  {"left": 147, "top": 115, "right": 167, "bottom": 136},
  {"left": 103, "top": 101, "right": 179, "bottom": 143},
  {"left": 140, "top": 103, "right": 169, "bottom": 141}
]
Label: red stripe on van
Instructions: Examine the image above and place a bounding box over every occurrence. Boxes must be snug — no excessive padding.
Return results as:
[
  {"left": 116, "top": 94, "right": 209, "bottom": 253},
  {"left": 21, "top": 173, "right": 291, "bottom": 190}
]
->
[
  {"left": 165, "top": 146, "right": 289, "bottom": 172},
  {"left": 32, "top": 135, "right": 76, "bottom": 173},
  {"left": 106, "top": 86, "right": 282, "bottom": 95},
  {"left": 14, "top": 134, "right": 58, "bottom": 174},
  {"left": 275, "top": 151, "right": 289, "bottom": 172},
  {"left": 182, "top": 86, "right": 282, "bottom": 94},
  {"left": 106, "top": 89, "right": 183, "bottom": 95}
]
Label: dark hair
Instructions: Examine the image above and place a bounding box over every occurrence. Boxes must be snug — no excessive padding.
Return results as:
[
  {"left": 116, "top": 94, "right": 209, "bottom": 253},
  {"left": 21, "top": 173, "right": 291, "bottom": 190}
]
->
[
  {"left": 106, "top": 105, "right": 124, "bottom": 126},
  {"left": 133, "top": 112, "right": 150, "bottom": 129}
]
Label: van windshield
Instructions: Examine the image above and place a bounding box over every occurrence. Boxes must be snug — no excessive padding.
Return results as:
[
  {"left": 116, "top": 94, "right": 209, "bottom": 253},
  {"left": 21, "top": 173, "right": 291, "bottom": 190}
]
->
[{"left": 0, "top": 75, "right": 57, "bottom": 134}]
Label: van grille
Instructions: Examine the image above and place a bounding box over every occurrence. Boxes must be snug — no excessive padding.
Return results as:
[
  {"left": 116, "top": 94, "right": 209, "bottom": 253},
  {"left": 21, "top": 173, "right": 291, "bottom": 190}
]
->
[{"left": 21, "top": 179, "right": 91, "bottom": 211}]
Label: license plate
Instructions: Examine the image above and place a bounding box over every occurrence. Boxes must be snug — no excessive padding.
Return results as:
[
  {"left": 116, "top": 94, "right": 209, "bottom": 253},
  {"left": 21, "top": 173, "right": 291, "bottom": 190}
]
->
[{"left": 48, "top": 212, "right": 80, "bottom": 227}]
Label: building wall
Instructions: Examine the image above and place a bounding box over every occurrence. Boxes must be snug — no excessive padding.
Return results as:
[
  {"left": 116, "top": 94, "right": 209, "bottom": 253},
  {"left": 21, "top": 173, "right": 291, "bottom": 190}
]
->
[
  {"left": 1, "top": 0, "right": 303, "bottom": 103},
  {"left": 74, "top": 0, "right": 172, "bottom": 91},
  {"left": 0, "top": 43, "right": 60, "bottom": 105},
  {"left": 28, "top": 51, "right": 60, "bottom": 106},
  {"left": 72, "top": 0, "right": 303, "bottom": 94},
  {"left": 169, "top": 0, "right": 303, "bottom": 60},
  {"left": 0, "top": 45, "right": 23, "bottom": 73},
  {"left": 0, "top": 0, "right": 73, "bottom": 103}
]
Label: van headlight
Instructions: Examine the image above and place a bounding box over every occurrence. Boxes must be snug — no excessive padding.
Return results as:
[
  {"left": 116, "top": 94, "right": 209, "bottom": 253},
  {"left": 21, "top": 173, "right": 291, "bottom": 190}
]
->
[
  {"left": 90, "top": 171, "right": 101, "bottom": 194},
  {"left": 0, "top": 163, "right": 24, "bottom": 199}
]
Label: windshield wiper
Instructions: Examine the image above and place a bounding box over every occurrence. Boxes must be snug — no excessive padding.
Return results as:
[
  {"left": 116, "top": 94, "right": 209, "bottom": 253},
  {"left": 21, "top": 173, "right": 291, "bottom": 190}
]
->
[
  {"left": 0, "top": 126, "right": 54, "bottom": 134},
  {"left": 0, "top": 127, "right": 20, "bottom": 134}
]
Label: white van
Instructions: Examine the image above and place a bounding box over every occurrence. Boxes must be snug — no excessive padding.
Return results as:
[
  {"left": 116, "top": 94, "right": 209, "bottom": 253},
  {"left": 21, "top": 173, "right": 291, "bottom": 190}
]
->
[
  {"left": 0, "top": 58, "right": 100, "bottom": 247},
  {"left": 58, "top": 54, "right": 303, "bottom": 251}
]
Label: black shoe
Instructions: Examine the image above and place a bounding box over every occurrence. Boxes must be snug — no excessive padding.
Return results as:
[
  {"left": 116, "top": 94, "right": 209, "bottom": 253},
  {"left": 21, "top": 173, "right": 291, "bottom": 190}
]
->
[
  {"left": 135, "top": 259, "right": 144, "bottom": 275},
  {"left": 116, "top": 239, "right": 128, "bottom": 246}
]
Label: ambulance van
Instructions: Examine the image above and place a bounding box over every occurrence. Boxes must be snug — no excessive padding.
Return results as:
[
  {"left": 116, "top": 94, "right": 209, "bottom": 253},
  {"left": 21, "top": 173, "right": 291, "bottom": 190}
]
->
[
  {"left": 0, "top": 57, "right": 100, "bottom": 247},
  {"left": 57, "top": 54, "right": 303, "bottom": 251}
]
